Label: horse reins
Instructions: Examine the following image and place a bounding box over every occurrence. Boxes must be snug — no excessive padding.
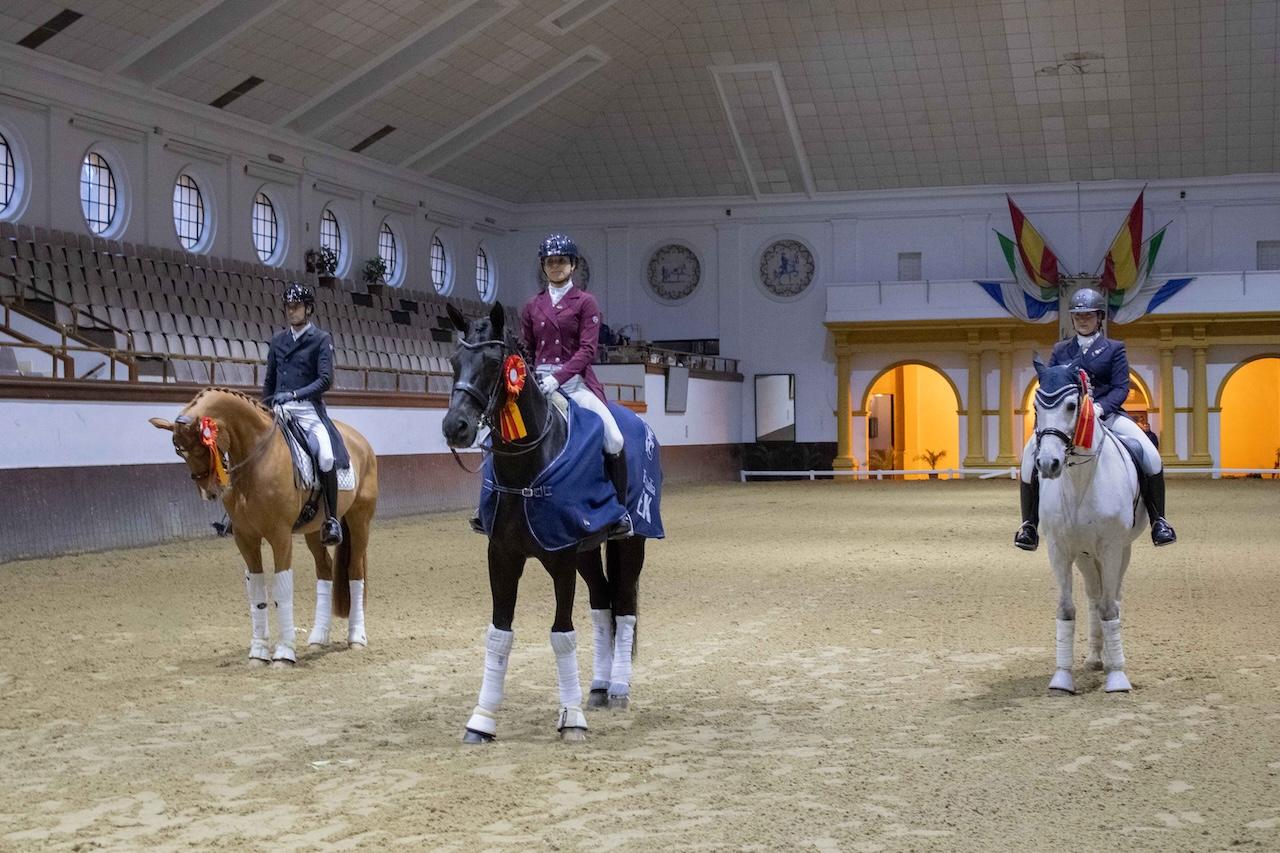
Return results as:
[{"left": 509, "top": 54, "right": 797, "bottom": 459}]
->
[
  {"left": 174, "top": 412, "right": 280, "bottom": 487},
  {"left": 448, "top": 336, "right": 557, "bottom": 473}
]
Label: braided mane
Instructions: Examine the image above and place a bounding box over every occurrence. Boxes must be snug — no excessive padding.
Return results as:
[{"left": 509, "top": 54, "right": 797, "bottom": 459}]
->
[{"left": 182, "top": 386, "right": 274, "bottom": 418}]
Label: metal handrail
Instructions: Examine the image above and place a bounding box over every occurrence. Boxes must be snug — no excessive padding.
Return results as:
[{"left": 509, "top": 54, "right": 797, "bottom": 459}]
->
[{"left": 0, "top": 270, "right": 138, "bottom": 353}]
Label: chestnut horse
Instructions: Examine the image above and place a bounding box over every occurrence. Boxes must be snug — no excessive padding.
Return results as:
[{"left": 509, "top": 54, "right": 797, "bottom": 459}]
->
[{"left": 150, "top": 387, "right": 377, "bottom": 666}]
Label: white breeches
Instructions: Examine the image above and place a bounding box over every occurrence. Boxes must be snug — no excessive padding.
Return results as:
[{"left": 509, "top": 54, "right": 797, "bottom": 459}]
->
[
  {"left": 536, "top": 366, "right": 624, "bottom": 454},
  {"left": 1021, "top": 413, "right": 1161, "bottom": 483},
  {"left": 281, "top": 400, "right": 334, "bottom": 471}
]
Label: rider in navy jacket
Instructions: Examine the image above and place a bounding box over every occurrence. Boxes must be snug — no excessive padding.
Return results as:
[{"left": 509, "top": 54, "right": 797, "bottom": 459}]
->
[
  {"left": 263, "top": 283, "right": 349, "bottom": 545},
  {"left": 1015, "top": 287, "right": 1176, "bottom": 550}
]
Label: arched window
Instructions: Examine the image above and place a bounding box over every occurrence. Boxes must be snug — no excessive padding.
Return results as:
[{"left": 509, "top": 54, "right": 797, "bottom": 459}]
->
[
  {"left": 80, "top": 152, "right": 117, "bottom": 234},
  {"left": 430, "top": 234, "right": 448, "bottom": 293},
  {"left": 475, "top": 245, "right": 493, "bottom": 302},
  {"left": 0, "top": 133, "right": 14, "bottom": 213},
  {"left": 320, "top": 208, "right": 341, "bottom": 264},
  {"left": 172, "top": 174, "right": 205, "bottom": 250},
  {"left": 378, "top": 221, "right": 398, "bottom": 283},
  {"left": 252, "top": 192, "right": 278, "bottom": 262}
]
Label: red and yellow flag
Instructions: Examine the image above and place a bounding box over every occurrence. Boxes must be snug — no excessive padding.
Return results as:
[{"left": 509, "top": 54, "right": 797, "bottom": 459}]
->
[
  {"left": 1007, "top": 196, "right": 1061, "bottom": 287},
  {"left": 1100, "top": 191, "right": 1144, "bottom": 292}
]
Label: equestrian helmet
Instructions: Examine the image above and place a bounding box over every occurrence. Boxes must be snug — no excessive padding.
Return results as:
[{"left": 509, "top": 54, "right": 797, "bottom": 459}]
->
[
  {"left": 538, "top": 233, "right": 579, "bottom": 262},
  {"left": 284, "top": 282, "right": 315, "bottom": 309},
  {"left": 1068, "top": 286, "right": 1106, "bottom": 315}
]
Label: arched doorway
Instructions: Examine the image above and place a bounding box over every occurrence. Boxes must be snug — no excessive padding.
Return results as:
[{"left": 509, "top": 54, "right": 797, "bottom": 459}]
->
[
  {"left": 1217, "top": 356, "right": 1280, "bottom": 475},
  {"left": 863, "top": 363, "right": 960, "bottom": 479},
  {"left": 1020, "top": 371, "right": 1153, "bottom": 448}
]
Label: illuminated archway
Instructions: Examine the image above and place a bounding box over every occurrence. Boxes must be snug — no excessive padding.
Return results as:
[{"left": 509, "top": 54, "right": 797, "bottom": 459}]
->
[
  {"left": 862, "top": 362, "right": 960, "bottom": 479},
  {"left": 1217, "top": 355, "right": 1280, "bottom": 475},
  {"left": 1020, "top": 371, "right": 1153, "bottom": 448}
]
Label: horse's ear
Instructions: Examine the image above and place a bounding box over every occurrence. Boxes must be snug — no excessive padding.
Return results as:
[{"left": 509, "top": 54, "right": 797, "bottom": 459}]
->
[
  {"left": 446, "top": 303, "right": 468, "bottom": 333},
  {"left": 1032, "top": 352, "right": 1046, "bottom": 379},
  {"left": 149, "top": 417, "right": 174, "bottom": 431},
  {"left": 489, "top": 302, "right": 505, "bottom": 337}
]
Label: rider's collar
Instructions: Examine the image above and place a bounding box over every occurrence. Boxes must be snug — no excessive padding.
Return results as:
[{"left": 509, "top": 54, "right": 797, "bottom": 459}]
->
[
  {"left": 1075, "top": 331, "right": 1100, "bottom": 352},
  {"left": 291, "top": 322, "right": 313, "bottom": 341},
  {"left": 548, "top": 281, "right": 573, "bottom": 306}
]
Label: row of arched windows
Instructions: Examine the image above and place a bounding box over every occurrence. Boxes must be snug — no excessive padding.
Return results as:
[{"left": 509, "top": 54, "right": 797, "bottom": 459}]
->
[{"left": 0, "top": 131, "right": 496, "bottom": 300}]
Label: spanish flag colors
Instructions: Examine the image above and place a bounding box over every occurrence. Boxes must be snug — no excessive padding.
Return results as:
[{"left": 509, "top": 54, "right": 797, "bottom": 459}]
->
[
  {"left": 1006, "top": 196, "right": 1061, "bottom": 287},
  {"left": 1100, "top": 190, "right": 1144, "bottom": 292}
]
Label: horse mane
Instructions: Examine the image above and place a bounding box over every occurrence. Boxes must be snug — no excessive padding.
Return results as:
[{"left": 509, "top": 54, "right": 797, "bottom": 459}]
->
[{"left": 183, "top": 386, "right": 274, "bottom": 420}]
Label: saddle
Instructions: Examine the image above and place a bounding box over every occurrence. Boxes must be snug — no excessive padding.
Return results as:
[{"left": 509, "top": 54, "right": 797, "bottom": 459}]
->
[
  {"left": 277, "top": 413, "right": 356, "bottom": 530},
  {"left": 1107, "top": 428, "right": 1147, "bottom": 526}
]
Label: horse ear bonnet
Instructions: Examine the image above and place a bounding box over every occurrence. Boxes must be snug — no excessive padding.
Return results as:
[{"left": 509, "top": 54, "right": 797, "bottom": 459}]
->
[{"left": 1037, "top": 364, "right": 1078, "bottom": 395}]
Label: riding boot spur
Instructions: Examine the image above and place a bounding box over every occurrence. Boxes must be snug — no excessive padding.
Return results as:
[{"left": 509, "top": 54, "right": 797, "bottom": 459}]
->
[
  {"left": 320, "top": 467, "right": 343, "bottom": 546},
  {"left": 605, "top": 450, "right": 633, "bottom": 539},
  {"left": 1141, "top": 469, "right": 1177, "bottom": 546},
  {"left": 1014, "top": 472, "right": 1040, "bottom": 551}
]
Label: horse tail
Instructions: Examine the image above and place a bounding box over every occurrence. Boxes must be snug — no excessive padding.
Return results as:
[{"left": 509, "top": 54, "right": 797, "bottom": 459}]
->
[{"left": 333, "top": 519, "right": 352, "bottom": 618}]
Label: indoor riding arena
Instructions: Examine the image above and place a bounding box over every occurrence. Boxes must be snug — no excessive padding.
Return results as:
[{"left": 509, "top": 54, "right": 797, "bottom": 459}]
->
[{"left": 2, "top": 2, "right": 1278, "bottom": 851}]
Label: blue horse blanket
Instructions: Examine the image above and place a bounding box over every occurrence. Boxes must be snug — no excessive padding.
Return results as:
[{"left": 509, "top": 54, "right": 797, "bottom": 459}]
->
[{"left": 478, "top": 400, "right": 664, "bottom": 551}]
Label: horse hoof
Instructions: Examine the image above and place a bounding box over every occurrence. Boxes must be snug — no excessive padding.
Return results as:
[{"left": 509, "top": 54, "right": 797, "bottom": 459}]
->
[
  {"left": 1048, "top": 670, "right": 1075, "bottom": 695},
  {"left": 588, "top": 689, "right": 609, "bottom": 709},
  {"left": 1105, "top": 671, "right": 1132, "bottom": 693},
  {"left": 1085, "top": 657, "right": 1104, "bottom": 671},
  {"left": 271, "top": 658, "right": 296, "bottom": 669},
  {"left": 308, "top": 642, "right": 326, "bottom": 651},
  {"left": 608, "top": 694, "right": 630, "bottom": 711},
  {"left": 248, "top": 657, "right": 270, "bottom": 668},
  {"left": 462, "top": 729, "right": 494, "bottom": 745},
  {"left": 560, "top": 726, "right": 588, "bottom": 743},
  {"left": 348, "top": 640, "right": 367, "bottom": 651}
]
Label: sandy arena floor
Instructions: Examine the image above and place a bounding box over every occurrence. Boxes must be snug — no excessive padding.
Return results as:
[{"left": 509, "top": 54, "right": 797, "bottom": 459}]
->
[{"left": 1, "top": 478, "right": 1278, "bottom": 851}]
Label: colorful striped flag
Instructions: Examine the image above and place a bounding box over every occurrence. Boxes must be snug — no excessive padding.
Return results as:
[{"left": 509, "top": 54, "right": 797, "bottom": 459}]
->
[
  {"left": 1100, "top": 190, "right": 1144, "bottom": 292},
  {"left": 1007, "top": 196, "right": 1062, "bottom": 287}
]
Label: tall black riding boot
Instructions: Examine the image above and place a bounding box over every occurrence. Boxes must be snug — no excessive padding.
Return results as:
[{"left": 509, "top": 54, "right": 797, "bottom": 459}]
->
[
  {"left": 1014, "top": 472, "right": 1040, "bottom": 551},
  {"left": 320, "top": 467, "right": 343, "bottom": 546},
  {"left": 605, "top": 450, "right": 633, "bottom": 539},
  {"left": 1141, "top": 469, "right": 1177, "bottom": 546}
]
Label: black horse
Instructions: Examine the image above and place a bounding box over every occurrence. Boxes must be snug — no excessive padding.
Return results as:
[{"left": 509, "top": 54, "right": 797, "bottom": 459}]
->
[{"left": 442, "top": 302, "right": 646, "bottom": 743}]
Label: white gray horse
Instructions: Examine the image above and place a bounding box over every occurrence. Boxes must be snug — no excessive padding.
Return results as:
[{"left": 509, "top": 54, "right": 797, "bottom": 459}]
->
[{"left": 1030, "top": 358, "right": 1145, "bottom": 694}]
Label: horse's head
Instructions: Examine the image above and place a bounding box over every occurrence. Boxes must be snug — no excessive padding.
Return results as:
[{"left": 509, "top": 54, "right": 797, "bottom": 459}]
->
[
  {"left": 149, "top": 413, "right": 230, "bottom": 500},
  {"left": 442, "top": 301, "right": 513, "bottom": 448},
  {"left": 1032, "top": 356, "right": 1092, "bottom": 480}
]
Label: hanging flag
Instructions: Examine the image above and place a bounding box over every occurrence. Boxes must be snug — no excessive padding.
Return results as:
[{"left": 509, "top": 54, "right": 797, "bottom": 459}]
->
[
  {"left": 1007, "top": 196, "right": 1062, "bottom": 286},
  {"left": 1100, "top": 190, "right": 1144, "bottom": 292},
  {"left": 1110, "top": 276, "right": 1195, "bottom": 324},
  {"left": 974, "top": 280, "right": 1059, "bottom": 323}
]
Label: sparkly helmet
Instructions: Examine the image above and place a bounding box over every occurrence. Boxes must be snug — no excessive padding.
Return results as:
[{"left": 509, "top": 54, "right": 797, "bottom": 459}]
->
[
  {"left": 1068, "top": 287, "right": 1106, "bottom": 315},
  {"left": 284, "top": 282, "right": 315, "bottom": 309},
  {"left": 538, "top": 233, "right": 579, "bottom": 262}
]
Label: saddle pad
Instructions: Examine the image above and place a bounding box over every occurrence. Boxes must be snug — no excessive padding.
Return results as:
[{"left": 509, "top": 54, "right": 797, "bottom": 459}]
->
[{"left": 281, "top": 421, "right": 355, "bottom": 492}]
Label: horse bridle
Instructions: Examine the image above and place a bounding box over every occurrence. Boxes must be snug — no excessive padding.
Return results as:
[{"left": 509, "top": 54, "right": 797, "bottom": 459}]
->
[
  {"left": 448, "top": 335, "right": 556, "bottom": 472},
  {"left": 172, "top": 413, "right": 278, "bottom": 487},
  {"left": 1033, "top": 381, "right": 1095, "bottom": 466}
]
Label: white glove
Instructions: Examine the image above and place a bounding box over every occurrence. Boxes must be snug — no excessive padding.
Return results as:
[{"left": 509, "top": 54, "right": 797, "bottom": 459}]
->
[
  {"left": 1093, "top": 402, "right": 1104, "bottom": 419},
  {"left": 539, "top": 375, "right": 561, "bottom": 395}
]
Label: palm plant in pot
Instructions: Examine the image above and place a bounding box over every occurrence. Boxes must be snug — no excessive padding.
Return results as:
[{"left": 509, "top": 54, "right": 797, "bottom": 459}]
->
[{"left": 914, "top": 448, "right": 947, "bottom": 479}]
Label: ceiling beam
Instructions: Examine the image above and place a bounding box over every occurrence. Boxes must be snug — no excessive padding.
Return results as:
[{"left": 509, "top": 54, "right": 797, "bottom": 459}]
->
[
  {"left": 281, "top": 0, "right": 517, "bottom": 137},
  {"left": 111, "top": 0, "right": 288, "bottom": 87},
  {"left": 403, "top": 46, "right": 609, "bottom": 174}
]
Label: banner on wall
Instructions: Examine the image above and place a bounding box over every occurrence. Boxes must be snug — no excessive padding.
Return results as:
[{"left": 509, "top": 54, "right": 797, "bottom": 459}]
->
[{"left": 978, "top": 191, "right": 1194, "bottom": 325}]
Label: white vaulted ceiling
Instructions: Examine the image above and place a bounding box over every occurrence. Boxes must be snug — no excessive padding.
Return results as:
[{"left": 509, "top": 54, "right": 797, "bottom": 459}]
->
[{"left": 3, "top": 0, "right": 1277, "bottom": 203}]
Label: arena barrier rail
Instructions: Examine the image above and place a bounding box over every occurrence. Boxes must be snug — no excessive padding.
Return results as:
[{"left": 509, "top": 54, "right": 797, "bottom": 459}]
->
[{"left": 740, "top": 467, "right": 1280, "bottom": 482}]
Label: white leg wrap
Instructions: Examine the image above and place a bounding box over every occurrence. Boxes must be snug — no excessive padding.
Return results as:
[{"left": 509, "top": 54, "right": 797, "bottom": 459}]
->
[
  {"left": 590, "top": 609, "right": 614, "bottom": 691},
  {"left": 308, "top": 579, "right": 333, "bottom": 646},
  {"left": 466, "top": 625, "right": 514, "bottom": 736},
  {"left": 1055, "top": 618, "right": 1075, "bottom": 670},
  {"left": 272, "top": 570, "right": 296, "bottom": 663},
  {"left": 551, "top": 630, "right": 584, "bottom": 712},
  {"left": 347, "top": 579, "right": 367, "bottom": 646},
  {"left": 609, "top": 614, "right": 636, "bottom": 697},
  {"left": 245, "top": 571, "right": 270, "bottom": 661},
  {"left": 1101, "top": 617, "right": 1126, "bottom": 672}
]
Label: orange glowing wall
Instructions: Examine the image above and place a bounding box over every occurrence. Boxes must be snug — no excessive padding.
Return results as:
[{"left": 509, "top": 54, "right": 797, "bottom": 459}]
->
[
  {"left": 866, "top": 365, "right": 960, "bottom": 478},
  {"left": 1219, "top": 358, "right": 1280, "bottom": 471}
]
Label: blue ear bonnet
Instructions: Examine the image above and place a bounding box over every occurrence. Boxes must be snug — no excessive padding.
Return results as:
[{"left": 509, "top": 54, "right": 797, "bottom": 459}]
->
[{"left": 1036, "top": 364, "right": 1079, "bottom": 395}]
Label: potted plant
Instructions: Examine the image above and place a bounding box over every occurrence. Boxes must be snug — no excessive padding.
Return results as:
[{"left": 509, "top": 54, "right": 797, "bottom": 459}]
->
[
  {"left": 313, "top": 246, "right": 339, "bottom": 287},
  {"left": 915, "top": 448, "right": 947, "bottom": 479},
  {"left": 362, "top": 256, "right": 388, "bottom": 295}
]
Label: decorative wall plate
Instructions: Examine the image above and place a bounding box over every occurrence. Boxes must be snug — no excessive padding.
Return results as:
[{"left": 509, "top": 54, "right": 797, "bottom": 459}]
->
[
  {"left": 759, "top": 239, "right": 815, "bottom": 299},
  {"left": 646, "top": 244, "right": 701, "bottom": 302}
]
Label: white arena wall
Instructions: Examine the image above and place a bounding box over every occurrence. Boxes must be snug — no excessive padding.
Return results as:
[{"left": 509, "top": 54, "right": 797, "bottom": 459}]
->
[{"left": 0, "top": 374, "right": 741, "bottom": 562}]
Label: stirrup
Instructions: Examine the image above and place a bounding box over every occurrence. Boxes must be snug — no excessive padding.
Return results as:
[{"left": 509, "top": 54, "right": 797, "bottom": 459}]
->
[
  {"left": 608, "top": 512, "right": 634, "bottom": 540},
  {"left": 321, "top": 517, "right": 343, "bottom": 546},
  {"left": 468, "top": 514, "right": 485, "bottom": 534},
  {"left": 1014, "top": 521, "right": 1039, "bottom": 551}
]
